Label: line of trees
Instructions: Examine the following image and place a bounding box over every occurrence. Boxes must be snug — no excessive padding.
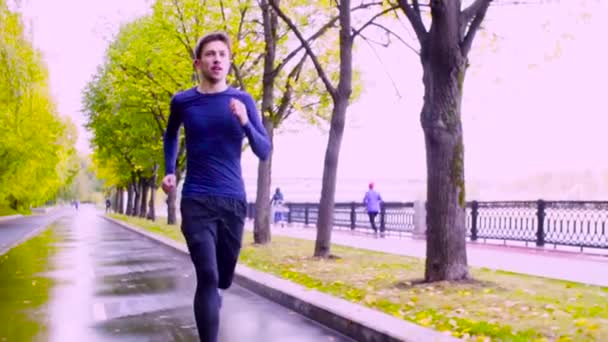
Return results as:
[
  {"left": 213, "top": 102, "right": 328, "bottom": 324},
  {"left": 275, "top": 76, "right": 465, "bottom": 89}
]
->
[
  {"left": 0, "top": 0, "right": 79, "bottom": 212},
  {"left": 86, "top": 0, "right": 499, "bottom": 282}
]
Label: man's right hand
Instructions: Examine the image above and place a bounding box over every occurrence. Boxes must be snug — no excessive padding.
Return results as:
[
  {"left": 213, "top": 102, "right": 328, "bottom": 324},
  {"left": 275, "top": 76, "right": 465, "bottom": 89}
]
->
[{"left": 161, "top": 174, "right": 176, "bottom": 194}]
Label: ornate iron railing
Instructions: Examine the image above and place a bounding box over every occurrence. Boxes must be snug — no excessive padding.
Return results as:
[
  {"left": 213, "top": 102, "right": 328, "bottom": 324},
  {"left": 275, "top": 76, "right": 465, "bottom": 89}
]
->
[
  {"left": 247, "top": 202, "right": 415, "bottom": 235},
  {"left": 247, "top": 200, "right": 608, "bottom": 249}
]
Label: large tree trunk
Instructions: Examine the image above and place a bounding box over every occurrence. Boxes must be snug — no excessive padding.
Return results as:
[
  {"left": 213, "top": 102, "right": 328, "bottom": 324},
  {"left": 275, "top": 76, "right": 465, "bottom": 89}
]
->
[
  {"left": 139, "top": 178, "right": 148, "bottom": 218},
  {"left": 253, "top": 120, "right": 274, "bottom": 244},
  {"left": 421, "top": 4, "right": 469, "bottom": 281},
  {"left": 253, "top": 0, "right": 278, "bottom": 245},
  {"left": 133, "top": 175, "right": 141, "bottom": 217},
  {"left": 167, "top": 189, "right": 177, "bottom": 224},
  {"left": 313, "top": 0, "right": 353, "bottom": 258},
  {"left": 314, "top": 99, "right": 349, "bottom": 257},
  {"left": 126, "top": 182, "right": 134, "bottom": 216},
  {"left": 147, "top": 164, "right": 158, "bottom": 221},
  {"left": 167, "top": 143, "right": 185, "bottom": 225},
  {"left": 117, "top": 187, "right": 124, "bottom": 214},
  {"left": 167, "top": 171, "right": 181, "bottom": 225}
]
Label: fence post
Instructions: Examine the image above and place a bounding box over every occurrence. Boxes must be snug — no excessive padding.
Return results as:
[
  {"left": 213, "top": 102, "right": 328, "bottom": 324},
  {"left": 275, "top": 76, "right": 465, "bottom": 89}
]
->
[
  {"left": 536, "top": 199, "right": 546, "bottom": 247},
  {"left": 380, "top": 203, "right": 386, "bottom": 233},
  {"left": 350, "top": 202, "right": 356, "bottom": 230},
  {"left": 471, "top": 201, "right": 479, "bottom": 241},
  {"left": 413, "top": 201, "right": 426, "bottom": 239},
  {"left": 305, "top": 203, "right": 309, "bottom": 226},
  {"left": 287, "top": 203, "right": 292, "bottom": 223}
]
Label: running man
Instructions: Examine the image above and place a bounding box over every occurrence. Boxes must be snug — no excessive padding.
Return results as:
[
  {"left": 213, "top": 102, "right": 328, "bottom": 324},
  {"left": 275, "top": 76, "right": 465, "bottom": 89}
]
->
[{"left": 161, "top": 31, "right": 271, "bottom": 342}]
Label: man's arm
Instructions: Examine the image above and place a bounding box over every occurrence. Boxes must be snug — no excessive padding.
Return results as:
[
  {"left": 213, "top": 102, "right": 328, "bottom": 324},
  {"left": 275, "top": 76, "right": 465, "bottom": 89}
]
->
[
  {"left": 163, "top": 96, "right": 182, "bottom": 176},
  {"left": 242, "top": 95, "right": 271, "bottom": 161}
]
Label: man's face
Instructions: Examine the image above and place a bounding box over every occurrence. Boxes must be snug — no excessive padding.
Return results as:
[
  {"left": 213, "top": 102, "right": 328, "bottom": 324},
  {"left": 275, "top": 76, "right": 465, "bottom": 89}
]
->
[{"left": 195, "top": 40, "right": 230, "bottom": 84}]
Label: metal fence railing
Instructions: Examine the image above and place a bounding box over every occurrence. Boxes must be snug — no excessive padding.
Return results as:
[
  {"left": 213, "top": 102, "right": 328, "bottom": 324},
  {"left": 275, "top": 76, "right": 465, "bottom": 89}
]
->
[
  {"left": 247, "top": 202, "right": 415, "bottom": 236},
  {"left": 247, "top": 200, "right": 608, "bottom": 250}
]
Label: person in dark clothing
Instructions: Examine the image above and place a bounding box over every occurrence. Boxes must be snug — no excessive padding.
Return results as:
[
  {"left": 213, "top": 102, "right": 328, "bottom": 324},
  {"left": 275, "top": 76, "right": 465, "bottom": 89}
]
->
[
  {"left": 161, "top": 31, "right": 271, "bottom": 342},
  {"left": 271, "top": 187, "right": 284, "bottom": 223},
  {"left": 363, "top": 182, "right": 383, "bottom": 236}
]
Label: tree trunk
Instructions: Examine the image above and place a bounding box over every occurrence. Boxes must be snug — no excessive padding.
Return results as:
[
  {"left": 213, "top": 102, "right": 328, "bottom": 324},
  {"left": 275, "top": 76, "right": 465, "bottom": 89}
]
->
[
  {"left": 254, "top": 0, "right": 278, "bottom": 245},
  {"left": 126, "top": 182, "right": 134, "bottom": 216},
  {"left": 133, "top": 176, "right": 141, "bottom": 217},
  {"left": 147, "top": 185, "right": 156, "bottom": 221},
  {"left": 167, "top": 171, "right": 181, "bottom": 225},
  {"left": 313, "top": 0, "right": 353, "bottom": 258},
  {"left": 253, "top": 120, "right": 274, "bottom": 244},
  {"left": 314, "top": 99, "right": 349, "bottom": 257},
  {"left": 117, "top": 187, "right": 124, "bottom": 214},
  {"left": 139, "top": 178, "right": 148, "bottom": 218},
  {"left": 421, "top": 10, "right": 469, "bottom": 281},
  {"left": 147, "top": 164, "right": 158, "bottom": 221}
]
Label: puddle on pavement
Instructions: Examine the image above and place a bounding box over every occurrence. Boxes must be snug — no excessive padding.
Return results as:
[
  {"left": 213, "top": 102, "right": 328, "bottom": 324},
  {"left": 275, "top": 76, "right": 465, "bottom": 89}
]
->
[
  {"left": 99, "top": 257, "right": 169, "bottom": 267},
  {"left": 0, "top": 225, "right": 60, "bottom": 342},
  {"left": 96, "top": 272, "right": 180, "bottom": 297},
  {"left": 94, "top": 306, "right": 198, "bottom": 342}
]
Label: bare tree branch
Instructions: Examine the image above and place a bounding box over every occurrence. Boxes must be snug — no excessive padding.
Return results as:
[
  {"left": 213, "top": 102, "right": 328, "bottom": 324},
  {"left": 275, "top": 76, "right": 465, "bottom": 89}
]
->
[
  {"left": 269, "top": 0, "right": 336, "bottom": 97},
  {"left": 352, "top": 5, "right": 399, "bottom": 38},
  {"left": 397, "top": 0, "right": 427, "bottom": 42},
  {"left": 231, "top": 63, "right": 247, "bottom": 90},
  {"left": 155, "top": 65, "right": 186, "bottom": 89},
  {"left": 358, "top": 32, "right": 403, "bottom": 99},
  {"left": 237, "top": 6, "right": 248, "bottom": 41},
  {"left": 368, "top": 22, "right": 420, "bottom": 55},
  {"left": 276, "top": 53, "right": 307, "bottom": 121},
  {"left": 118, "top": 64, "right": 175, "bottom": 98},
  {"left": 173, "top": 33, "right": 195, "bottom": 59},
  {"left": 148, "top": 106, "right": 166, "bottom": 134},
  {"left": 272, "top": 0, "right": 386, "bottom": 77},
  {"left": 462, "top": 0, "right": 488, "bottom": 24},
  {"left": 172, "top": 0, "right": 194, "bottom": 56},
  {"left": 219, "top": 0, "right": 229, "bottom": 31},
  {"left": 412, "top": 0, "right": 421, "bottom": 16},
  {"left": 461, "top": 0, "right": 492, "bottom": 56},
  {"left": 272, "top": 16, "right": 339, "bottom": 76}
]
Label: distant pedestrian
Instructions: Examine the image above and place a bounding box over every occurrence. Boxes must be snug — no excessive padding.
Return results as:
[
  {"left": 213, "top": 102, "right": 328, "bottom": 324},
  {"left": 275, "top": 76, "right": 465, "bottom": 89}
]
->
[
  {"left": 105, "top": 198, "right": 111, "bottom": 213},
  {"left": 271, "top": 187, "right": 284, "bottom": 224},
  {"left": 363, "top": 182, "right": 383, "bottom": 237}
]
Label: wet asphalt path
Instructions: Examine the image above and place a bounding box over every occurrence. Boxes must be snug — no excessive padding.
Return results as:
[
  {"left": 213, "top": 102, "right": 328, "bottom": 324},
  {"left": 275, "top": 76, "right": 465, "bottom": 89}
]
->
[
  {"left": 0, "top": 209, "right": 69, "bottom": 255},
  {"left": 1, "top": 206, "right": 351, "bottom": 342}
]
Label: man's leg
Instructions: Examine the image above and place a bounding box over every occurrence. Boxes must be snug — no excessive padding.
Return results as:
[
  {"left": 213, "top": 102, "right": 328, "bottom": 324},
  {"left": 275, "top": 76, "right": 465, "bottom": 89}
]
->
[
  {"left": 216, "top": 198, "right": 246, "bottom": 291},
  {"left": 180, "top": 198, "right": 221, "bottom": 342},
  {"left": 368, "top": 212, "right": 378, "bottom": 232}
]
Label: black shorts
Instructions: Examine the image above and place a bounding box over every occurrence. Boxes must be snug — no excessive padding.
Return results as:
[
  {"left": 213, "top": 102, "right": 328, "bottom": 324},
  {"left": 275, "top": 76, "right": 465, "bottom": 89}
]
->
[{"left": 180, "top": 195, "right": 246, "bottom": 289}]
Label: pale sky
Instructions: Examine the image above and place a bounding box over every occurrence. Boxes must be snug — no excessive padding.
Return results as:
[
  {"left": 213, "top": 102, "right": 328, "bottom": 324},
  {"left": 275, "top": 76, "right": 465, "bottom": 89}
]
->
[{"left": 16, "top": 0, "right": 608, "bottom": 200}]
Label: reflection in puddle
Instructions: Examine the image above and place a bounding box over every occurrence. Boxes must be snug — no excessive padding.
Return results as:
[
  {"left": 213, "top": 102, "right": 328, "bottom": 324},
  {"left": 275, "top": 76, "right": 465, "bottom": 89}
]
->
[
  {"left": 96, "top": 272, "right": 179, "bottom": 296},
  {"left": 94, "top": 307, "right": 198, "bottom": 342},
  {"left": 0, "top": 226, "right": 60, "bottom": 341}
]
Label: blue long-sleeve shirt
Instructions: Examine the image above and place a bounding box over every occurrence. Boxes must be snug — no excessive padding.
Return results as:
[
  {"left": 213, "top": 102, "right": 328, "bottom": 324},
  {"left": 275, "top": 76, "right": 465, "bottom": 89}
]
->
[
  {"left": 363, "top": 190, "right": 382, "bottom": 213},
  {"left": 163, "top": 86, "right": 271, "bottom": 201}
]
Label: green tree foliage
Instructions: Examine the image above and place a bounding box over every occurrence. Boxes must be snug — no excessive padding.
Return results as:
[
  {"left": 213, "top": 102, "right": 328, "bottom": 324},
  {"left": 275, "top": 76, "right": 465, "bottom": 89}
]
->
[
  {"left": 85, "top": 0, "right": 342, "bottom": 224},
  {"left": 0, "top": 0, "right": 78, "bottom": 210}
]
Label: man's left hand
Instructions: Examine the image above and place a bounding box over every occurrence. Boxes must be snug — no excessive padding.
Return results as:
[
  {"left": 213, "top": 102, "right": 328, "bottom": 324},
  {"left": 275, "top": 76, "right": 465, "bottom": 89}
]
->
[{"left": 230, "top": 98, "right": 248, "bottom": 126}]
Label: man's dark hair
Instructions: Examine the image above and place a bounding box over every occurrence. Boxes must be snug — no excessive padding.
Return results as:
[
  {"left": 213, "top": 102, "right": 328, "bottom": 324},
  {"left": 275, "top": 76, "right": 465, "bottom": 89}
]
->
[{"left": 194, "top": 31, "right": 232, "bottom": 59}]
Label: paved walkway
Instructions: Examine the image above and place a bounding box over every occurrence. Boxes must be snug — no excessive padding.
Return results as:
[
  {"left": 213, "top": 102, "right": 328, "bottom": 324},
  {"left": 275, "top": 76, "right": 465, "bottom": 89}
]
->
[
  {"left": 253, "top": 223, "right": 608, "bottom": 287},
  {"left": 0, "top": 208, "right": 69, "bottom": 255},
  {"left": 0, "top": 206, "right": 351, "bottom": 342}
]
